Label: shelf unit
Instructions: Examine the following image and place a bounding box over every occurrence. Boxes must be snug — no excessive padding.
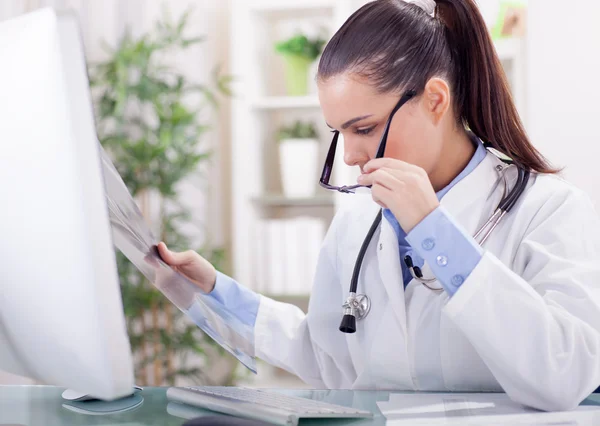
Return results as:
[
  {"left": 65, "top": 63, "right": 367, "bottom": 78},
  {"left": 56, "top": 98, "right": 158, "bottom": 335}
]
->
[
  {"left": 252, "top": 194, "right": 334, "bottom": 208},
  {"left": 230, "top": 0, "right": 527, "bottom": 292},
  {"left": 250, "top": 95, "right": 321, "bottom": 110},
  {"left": 247, "top": 0, "right": 339, "bottom": 10},
  {"left": 230, "top": 0, "right": 359, "bottom": 293}
]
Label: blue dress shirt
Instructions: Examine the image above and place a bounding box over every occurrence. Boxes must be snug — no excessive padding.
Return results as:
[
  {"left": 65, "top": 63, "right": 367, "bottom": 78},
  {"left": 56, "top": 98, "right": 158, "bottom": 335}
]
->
[
  {"left": 205, "top": 137, "right": 488, "bottom": 326},
  {"left": 207, "top": 271, "right": 260, "bottom": 327},
  {"left": 385, "top": 137, "right": 487, "bottom": 296}
]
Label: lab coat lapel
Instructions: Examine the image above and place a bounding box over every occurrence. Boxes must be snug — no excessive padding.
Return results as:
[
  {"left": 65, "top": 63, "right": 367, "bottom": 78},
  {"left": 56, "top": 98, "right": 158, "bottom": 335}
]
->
[
  {"left": 439, "top": 153, "right": 506, "bottom": 233},
  {"left": 377, "top": 213, "right": 408, "bottom": 336},
  {"left": 405, "top": 154, "right": 506, "bottom": 296}
]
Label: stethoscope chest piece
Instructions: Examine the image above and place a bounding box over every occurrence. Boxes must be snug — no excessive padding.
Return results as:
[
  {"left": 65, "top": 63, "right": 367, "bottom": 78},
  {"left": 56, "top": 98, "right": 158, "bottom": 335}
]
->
[{"left": 339, "top": 292, "right": 371, "bottom": 334}]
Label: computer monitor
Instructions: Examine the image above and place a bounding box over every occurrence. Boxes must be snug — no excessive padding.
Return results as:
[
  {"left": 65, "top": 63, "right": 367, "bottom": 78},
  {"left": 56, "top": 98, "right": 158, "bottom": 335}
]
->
[{"left": 0, "top": 8, "right": 134, "bottom": 400}]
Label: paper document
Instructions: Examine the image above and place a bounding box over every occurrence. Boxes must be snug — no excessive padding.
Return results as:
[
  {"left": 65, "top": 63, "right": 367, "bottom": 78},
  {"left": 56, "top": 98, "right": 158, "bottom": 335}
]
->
[
  {"left": 377, "top": 393, "right": 600, "bottom": 425},
  {"left": 99, "top": 145, "right": 257, "bottom": 373}
]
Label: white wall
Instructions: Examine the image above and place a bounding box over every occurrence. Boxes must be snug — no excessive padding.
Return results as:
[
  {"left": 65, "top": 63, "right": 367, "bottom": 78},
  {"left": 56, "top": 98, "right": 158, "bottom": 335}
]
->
[{"left": 526, "top": 0, "right": 600, "bottom": 206}]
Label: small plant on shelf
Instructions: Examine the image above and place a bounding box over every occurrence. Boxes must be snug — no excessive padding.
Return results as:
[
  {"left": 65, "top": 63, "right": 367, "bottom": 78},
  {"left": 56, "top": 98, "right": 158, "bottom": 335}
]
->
[
  {"left": 276, "top": 121, "right": 320, "bottom": 198},
  {"left": 277, "top": 120, "right": 318, "bottom": 142},
  {"left": 275, "top": 33, "right": 326, "bottom": 96}
]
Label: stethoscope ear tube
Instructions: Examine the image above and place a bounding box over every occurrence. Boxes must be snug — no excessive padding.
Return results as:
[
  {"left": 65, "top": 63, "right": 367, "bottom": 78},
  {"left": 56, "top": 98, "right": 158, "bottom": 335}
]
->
[
  {"left": 501, "top": 168, "right": 530, "bottom": 212},
  {"left": 474, "top": 165, "right": 530, "bottom": 246}
]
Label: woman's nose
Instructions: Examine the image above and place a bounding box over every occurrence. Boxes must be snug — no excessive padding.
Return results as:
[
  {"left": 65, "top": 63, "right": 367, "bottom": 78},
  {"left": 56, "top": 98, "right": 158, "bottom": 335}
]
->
[{"left": 343, "top": 137, "right": 368, "bottom": 167}]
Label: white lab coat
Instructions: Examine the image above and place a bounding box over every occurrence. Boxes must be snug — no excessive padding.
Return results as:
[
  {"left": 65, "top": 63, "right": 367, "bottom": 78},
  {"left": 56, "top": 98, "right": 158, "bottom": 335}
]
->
[{"left": 253, "top": 152, "right": 600, "bottom": 412}]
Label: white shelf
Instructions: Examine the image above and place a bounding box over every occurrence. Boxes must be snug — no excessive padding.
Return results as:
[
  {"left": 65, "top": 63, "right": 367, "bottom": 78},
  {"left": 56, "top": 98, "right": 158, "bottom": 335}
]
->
[
  {"left": 248, "top": 0, "right": 337, "bottom": 12},
  {"left": 494, "top": 37, "right": 524, "bottom": 61},
  {"left": 252, "top": 194, "right": 333, "bottom": 207},
  {"left": 250, "top": 96, "right": 321, "bottom": 110},
  {"left": 231, "top": 0, "right": 357, "bottom": 290}
]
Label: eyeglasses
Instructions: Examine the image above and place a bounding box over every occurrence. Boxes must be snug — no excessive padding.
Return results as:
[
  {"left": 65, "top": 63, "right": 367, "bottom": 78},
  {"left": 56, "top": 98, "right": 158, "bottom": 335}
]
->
[{"left": 319, "top": 90, "right": 417, "bottom": 194}]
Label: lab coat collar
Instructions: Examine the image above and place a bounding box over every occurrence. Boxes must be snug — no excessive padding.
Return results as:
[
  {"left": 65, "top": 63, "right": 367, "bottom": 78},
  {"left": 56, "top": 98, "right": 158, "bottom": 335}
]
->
[{"left": 439, "top": 152, "right": 507, "bottom": 232}]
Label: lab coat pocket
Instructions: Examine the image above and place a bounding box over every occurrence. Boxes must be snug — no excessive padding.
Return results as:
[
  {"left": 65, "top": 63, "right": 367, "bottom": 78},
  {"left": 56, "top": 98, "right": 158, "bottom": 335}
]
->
[
  {"left": 352, "top": 305, "right": 414, "bottom": 390},
  {"left": 440, "top": 311, "right": 502, "bottom": 392}
]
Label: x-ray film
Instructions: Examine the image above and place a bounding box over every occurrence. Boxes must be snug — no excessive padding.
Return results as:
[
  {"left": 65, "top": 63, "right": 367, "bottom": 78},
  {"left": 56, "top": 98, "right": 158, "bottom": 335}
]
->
[{"left": 99, "top": 145, "right": 257, "bottom": 373}]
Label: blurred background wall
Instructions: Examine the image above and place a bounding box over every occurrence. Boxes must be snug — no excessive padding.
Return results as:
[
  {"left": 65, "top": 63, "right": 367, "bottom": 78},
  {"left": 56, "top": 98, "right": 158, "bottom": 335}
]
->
[
  {"left": 0, "top": 0, "right": 599, "bottom": 388},
  {"left": 526, "top": 0, "right": 600, "bottom": 201}
]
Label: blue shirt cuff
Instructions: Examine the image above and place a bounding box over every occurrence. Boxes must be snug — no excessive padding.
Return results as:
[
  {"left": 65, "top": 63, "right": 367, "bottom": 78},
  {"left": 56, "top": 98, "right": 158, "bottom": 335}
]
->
[
  {"left": 406, "top": 206, "right": 483, "bottom": 296},
  {"left": 206, "top": 271, "right": 260, "bottom": 327}
]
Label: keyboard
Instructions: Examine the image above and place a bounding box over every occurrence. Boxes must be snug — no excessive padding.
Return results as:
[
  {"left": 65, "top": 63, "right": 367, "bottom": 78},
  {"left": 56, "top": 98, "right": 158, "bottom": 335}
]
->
[{"left": 166, "top": 386, "right": 373, "bottom": 426}]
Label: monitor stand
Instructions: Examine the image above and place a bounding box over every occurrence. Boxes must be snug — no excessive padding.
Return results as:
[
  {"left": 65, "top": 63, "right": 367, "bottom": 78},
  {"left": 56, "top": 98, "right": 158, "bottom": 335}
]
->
[{"left": 61, "top": 387, "right": 143, "bottom": 415}]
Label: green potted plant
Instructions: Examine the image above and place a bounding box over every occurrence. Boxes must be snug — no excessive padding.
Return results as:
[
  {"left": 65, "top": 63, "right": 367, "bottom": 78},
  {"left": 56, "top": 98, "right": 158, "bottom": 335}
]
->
[
  {"left": 89, "top": 9, "right": 240, "bottom": 387},
  {"left": 275, "top": 34, "right": 326, "bottom": 96},
  {"left": 276, "top": 121, "right": 319, "bottom": 198}
]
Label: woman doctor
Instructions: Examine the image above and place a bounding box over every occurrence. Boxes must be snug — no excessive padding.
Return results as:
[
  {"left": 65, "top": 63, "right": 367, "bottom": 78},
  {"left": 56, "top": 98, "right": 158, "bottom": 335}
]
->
[{"left": 158, "top": 0, "right": 600, "bottom": 412}]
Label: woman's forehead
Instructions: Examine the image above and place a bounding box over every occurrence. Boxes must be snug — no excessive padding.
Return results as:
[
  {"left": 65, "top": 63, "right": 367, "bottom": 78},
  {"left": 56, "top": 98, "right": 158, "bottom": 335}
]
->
[
  {"left": 318, "top": 74, "right": 396, "bottom": 126},
  {"left": 318, "top": 74, "right": 376, "bottom": 100}
]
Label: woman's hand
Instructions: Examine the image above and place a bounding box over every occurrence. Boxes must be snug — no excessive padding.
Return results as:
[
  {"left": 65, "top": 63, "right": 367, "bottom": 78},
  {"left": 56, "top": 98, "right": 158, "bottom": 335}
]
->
[
  {"left": 357, "top": 158, "right": 440, "bottom": 233},
  {"left": 156, "top": 242, "right": 217, "bottom": 293}
]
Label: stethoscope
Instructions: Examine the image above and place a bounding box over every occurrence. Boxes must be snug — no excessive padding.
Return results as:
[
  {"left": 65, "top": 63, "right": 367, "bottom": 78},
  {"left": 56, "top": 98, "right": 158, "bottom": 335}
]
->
[{"left": 339, "top": 149, "right": 531, "bottom": 334}]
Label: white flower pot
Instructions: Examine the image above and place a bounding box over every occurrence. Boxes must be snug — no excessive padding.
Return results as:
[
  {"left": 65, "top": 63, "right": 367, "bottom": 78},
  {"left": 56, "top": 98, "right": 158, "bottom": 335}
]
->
[{"left": 278, "top": 138, "right": 319, "bottom": 198}]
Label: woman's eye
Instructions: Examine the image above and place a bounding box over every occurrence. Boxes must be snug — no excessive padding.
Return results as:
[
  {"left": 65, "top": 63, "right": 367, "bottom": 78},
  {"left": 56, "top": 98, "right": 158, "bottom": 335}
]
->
[{"left": 355, "top": 126, "right": 375, "bottom": 136}]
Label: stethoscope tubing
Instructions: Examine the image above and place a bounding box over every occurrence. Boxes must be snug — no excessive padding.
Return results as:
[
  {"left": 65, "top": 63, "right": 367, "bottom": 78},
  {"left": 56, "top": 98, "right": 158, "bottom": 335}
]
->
[{"left": 349, "top": 210, "right": 383, "bottom": 294}]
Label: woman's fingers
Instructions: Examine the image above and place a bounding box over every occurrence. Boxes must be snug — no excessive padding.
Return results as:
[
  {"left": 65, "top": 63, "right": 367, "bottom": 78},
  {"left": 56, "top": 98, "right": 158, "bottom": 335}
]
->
[
  {"left": 158, "top": 242, "right": 196, "bottom": 266},
  {"left": 157, "top": 242, "right": 175, "bottom": 264},
  {"left": 358, "top": 167, "right": 408, "bottom": 190},
  {"left": 363, "top": 157, "right": 418, "bottom": 174},
  {"left": 371, "top": 183, "right": 393, "bottom": 209}
]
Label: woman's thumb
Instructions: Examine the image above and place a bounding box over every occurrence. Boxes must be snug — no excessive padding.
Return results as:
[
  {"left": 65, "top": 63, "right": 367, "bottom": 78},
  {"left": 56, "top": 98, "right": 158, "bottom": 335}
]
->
[{"left": 157, "top": 242, "right": 189, "bottom": 266}]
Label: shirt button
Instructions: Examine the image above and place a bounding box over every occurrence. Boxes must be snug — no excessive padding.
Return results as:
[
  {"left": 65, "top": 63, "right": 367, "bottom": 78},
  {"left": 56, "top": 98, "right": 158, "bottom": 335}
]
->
[
  {"left": 422, "top": 238, "right": 435, "bottom": 251},
  {"left": 436, "top": 255, "right": 448, "bottom": 267},
  {"left": 452, "top": 275, "right": 464, "bottom": 286}
]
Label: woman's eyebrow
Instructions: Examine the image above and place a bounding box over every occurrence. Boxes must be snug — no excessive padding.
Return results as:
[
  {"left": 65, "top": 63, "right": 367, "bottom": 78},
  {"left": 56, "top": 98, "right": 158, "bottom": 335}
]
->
[{"left": 326, "top": 115, "right": 374, "bottom": 130}]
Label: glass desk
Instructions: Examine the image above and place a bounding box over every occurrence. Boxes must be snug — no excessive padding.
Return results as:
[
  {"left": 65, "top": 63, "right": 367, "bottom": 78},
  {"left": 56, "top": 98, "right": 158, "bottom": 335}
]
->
[{"left": 1, "top": 386, "right": 600, "bottom": 426}]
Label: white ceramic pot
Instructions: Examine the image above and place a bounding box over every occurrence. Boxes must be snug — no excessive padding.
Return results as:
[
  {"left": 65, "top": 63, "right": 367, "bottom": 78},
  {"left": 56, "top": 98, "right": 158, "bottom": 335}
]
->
[{"left": 278, "top": 138, "right": 319, "bottom": 198}]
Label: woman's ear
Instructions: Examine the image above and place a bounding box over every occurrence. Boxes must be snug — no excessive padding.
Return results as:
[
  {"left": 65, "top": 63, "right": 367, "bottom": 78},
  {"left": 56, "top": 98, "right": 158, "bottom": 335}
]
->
[{"left": 422, "top": 78, "right": 451, "bottom": 124}]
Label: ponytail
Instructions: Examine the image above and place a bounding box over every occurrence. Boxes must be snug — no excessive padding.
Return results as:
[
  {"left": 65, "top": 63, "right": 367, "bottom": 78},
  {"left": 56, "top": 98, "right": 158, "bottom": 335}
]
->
[
  {"left": 435, "top": 0, "right": 556, "bottom": 173},
  {"left": 318, "top": 0, "right": 555, "bottom": 173}
]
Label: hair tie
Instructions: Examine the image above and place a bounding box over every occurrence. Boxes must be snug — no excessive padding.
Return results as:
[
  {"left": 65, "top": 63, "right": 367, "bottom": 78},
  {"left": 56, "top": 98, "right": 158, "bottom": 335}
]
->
[{"left": 403, "top": 0, "right": 436, "bottom": 17}]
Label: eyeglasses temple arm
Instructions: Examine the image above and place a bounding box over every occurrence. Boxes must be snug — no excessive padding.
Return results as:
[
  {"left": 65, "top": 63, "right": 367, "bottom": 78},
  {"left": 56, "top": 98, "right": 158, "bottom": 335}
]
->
[
  {"left": 320, "top": 131, "right": 339, "bottom": 184},
  {"left": 374, "top": 90, "right": 417, "bottom": 159}
]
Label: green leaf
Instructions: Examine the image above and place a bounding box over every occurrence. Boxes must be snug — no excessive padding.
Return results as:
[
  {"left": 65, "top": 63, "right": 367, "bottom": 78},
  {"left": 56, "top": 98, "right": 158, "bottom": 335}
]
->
[
  {"left": 181, "top": 36, "right": 205, "bottom": 47},
  {"left": 217, "top": 75, "right": 235, "bottom": 97},
  {"left": 176, "top": 7, "right": 192, "bottom": 35}
]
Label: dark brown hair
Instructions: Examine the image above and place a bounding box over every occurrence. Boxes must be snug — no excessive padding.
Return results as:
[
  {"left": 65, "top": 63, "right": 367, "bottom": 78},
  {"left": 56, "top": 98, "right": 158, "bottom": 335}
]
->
[{"left": 318, "top": 0, "right": 556, "bottom": 173}]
